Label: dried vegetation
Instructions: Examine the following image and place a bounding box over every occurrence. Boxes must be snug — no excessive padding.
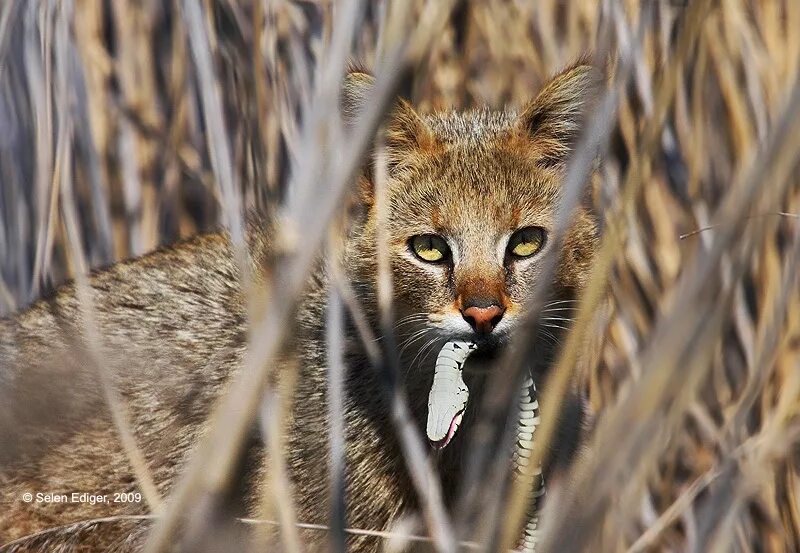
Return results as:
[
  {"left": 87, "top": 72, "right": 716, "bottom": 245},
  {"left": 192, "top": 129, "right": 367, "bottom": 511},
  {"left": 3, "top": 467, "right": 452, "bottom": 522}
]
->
[{"left": 0, "top": 1, "right": 798, "bottom": 551}]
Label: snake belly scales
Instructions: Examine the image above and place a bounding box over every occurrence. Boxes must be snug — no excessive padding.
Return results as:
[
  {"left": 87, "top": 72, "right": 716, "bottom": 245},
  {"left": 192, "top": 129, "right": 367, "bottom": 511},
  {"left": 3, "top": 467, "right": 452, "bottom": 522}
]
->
[{"left": 426, "top": 340, "right": 544, "bottom": 552}]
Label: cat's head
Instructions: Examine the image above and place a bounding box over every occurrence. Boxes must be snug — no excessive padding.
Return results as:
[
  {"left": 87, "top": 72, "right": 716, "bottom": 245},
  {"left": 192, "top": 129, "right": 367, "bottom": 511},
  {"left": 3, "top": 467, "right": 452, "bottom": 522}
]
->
[{"left": 343, "top": 63, "right": 600, "bottom": 357}]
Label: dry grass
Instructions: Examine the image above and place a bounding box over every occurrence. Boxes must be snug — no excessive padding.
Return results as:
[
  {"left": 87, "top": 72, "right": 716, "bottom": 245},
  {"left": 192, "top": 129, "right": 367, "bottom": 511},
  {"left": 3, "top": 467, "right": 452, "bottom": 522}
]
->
[{"left": 0, "top": 0, "right": 798, "bottom": 552}]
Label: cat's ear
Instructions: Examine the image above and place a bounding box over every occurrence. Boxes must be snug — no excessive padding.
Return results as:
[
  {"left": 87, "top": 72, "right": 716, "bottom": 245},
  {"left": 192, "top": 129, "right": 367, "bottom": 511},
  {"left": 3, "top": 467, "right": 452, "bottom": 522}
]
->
[
  {"left": 384, "top": 99, "right": 436, "bottom": 163},
  {"left": 340, "top": 68, "right": 436, "bottom": 217},
  {"left": 341, "top": 69, "right": 436, "bottom": 167},
  {"left": 516, "top": 62, "right": 602, "bottom": 167}
]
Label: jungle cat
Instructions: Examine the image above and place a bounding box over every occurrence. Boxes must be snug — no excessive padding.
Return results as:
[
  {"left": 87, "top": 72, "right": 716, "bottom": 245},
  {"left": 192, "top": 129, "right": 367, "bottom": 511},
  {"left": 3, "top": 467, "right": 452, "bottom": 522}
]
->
[{"left": 0, "top": 62, "right": 599, "bottom": 552}]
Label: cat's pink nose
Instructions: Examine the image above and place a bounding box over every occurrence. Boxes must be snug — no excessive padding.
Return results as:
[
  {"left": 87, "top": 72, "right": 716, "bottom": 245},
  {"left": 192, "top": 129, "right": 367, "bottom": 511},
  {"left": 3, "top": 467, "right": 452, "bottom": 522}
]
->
[{"left": 461, "top": 305, "right": 505, "bottom": 335}]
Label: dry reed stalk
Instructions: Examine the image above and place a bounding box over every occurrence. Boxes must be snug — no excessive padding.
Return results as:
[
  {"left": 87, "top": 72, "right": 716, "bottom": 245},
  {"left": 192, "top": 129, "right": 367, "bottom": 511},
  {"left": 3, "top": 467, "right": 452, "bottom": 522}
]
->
[
  {"left": 459, "top": 3, "right": 649, "bottom": 548},
  {"left": 144, "top": 2, "right": 463, "bottom": 550},
  {"left": 374, "top": 135, "right": 457, "bottom": 552},
  {"left": 1, "top": 1, "right": 799, "bottom": 551},
  {"left": 325, "top": 280, "right": 347, "bottom": 553},
  {"left": 48, "top": 0, "right": 162, "bottom": 513}
]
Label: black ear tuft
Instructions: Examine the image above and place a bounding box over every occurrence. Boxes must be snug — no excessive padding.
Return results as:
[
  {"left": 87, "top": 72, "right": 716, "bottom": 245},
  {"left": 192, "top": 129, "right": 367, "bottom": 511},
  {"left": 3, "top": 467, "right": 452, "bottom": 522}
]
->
[{"left": 518, "top": 61, "right": 602, "bottom": 166}]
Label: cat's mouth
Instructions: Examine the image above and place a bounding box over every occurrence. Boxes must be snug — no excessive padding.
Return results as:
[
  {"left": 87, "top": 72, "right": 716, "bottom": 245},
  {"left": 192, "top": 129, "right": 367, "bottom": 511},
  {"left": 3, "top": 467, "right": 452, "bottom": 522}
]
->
[
  {"left": 452, "top": 329, "right": 510, "bottom": 353},
  {"left": 466, "top": 340, "right": 504, "bottom": 361},
  {"left": 458, "top": 336, "right": 507, "bottom": 374}
]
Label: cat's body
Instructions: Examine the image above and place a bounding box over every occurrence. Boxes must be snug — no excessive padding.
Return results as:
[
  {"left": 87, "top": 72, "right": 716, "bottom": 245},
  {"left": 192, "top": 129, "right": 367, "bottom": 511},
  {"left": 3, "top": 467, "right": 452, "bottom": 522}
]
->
[{"left": 0, "top": 63, "right": 599, "bottom": 552}]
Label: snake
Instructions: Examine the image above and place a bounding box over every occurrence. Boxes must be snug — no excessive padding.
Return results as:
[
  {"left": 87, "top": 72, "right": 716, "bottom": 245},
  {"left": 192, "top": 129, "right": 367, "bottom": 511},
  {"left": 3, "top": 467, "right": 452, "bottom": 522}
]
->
[{"left": 426, "top": 340, "right": 544, "bottom": 552}]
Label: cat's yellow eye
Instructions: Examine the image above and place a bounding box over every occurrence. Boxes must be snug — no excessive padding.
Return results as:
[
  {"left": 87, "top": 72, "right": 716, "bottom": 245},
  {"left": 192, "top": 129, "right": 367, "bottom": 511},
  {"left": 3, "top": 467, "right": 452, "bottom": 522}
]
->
[
  {"left": 508, "top": 227, "right": 546, "bottom": 259},
  {"left": 410, "top": 234, "right": 450, "bottom": 263}
]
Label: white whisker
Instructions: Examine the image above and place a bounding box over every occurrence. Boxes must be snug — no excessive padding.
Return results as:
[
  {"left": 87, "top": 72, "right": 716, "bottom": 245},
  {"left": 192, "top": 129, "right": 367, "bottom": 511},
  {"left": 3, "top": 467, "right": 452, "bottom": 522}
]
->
[
  {"left": 541, "top": 299, "right": 578, "bottom": 308},
  {"left": 397, "top": 329, "right": 431, "bottom": 358},
  {"left": 408, "top": 337, "right": 441, "bottom": 374},
  {"left": 539, "top": 316, "right": 574, "bottom": 323},
  {"left": 540, "top": 323, "right": 572, "bottom": 332}
]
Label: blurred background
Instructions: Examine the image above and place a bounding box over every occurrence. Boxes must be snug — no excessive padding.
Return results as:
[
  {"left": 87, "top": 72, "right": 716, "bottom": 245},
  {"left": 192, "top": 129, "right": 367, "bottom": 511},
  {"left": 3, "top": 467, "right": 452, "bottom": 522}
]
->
[{"left": 0, "top": 1, "right": 798, "bottom": 551}]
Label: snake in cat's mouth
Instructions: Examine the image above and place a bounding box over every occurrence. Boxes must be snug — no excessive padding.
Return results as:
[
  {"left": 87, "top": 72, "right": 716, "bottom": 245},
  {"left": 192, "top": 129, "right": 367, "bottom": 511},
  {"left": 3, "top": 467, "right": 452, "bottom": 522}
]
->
[
  {"left": 426, "top": 340, "right": 475, "bottom": 449},
  {"left": 426, "top": 339, "right": 544, "bottom": 551}
]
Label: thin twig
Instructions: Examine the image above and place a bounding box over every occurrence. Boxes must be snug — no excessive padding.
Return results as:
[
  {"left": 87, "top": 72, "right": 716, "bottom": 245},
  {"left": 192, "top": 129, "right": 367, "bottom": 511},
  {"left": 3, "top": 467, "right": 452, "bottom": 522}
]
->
[
  {"left": 679, "top": 211, "right": 800, "bottom": 239},
  {"left": 2, "top": 513, "right": 522, "bottom": 552}
]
